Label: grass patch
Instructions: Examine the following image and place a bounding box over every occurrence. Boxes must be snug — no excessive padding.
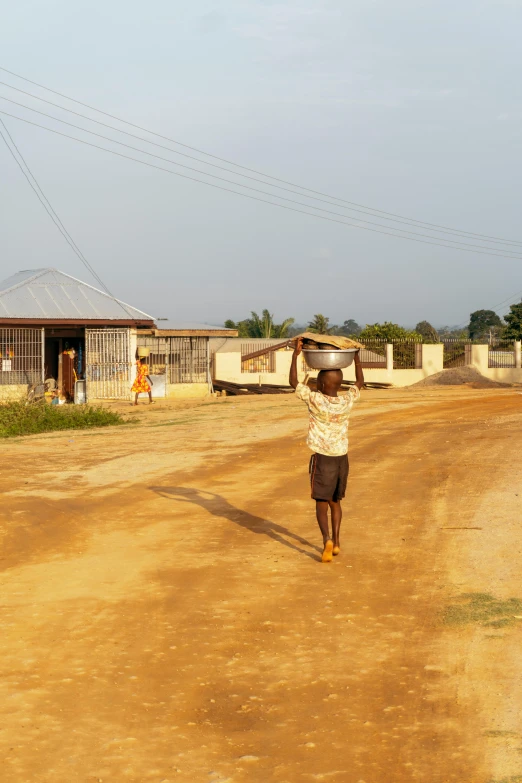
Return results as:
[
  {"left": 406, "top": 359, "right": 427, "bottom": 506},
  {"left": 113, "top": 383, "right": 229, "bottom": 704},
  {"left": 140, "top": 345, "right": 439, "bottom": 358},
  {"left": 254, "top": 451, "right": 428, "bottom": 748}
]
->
[
  {"left": 0, "top": 400, "right": 128, "bottom": 438},
  {"left": 487, "top": 777, "right": 522, "bottom": 783},
  {"left": 484, "top": 731, "right": 519, "bottom": 738},
  {"left": 443, "top": 593, "right": 522, "bottom": 629}
]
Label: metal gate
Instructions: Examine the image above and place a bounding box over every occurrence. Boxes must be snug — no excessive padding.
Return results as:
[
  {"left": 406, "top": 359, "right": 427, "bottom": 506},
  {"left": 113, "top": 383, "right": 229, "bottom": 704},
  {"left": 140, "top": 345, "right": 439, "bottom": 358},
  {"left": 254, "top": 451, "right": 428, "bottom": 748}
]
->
[
  {"left": 85, "top": 328, "right": 131, "bottom": 399},
  {"left": 442, "top": 340, "right": 472, "bottom": 368},
  {"left": 0, "top": 327, "right": 44, "bottom": 386}
]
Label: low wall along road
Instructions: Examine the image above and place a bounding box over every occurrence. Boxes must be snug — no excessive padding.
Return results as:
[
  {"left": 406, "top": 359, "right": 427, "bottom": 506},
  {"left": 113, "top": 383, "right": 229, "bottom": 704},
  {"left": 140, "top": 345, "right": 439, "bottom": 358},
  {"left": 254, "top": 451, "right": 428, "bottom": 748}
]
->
[{"left": 213, "top": 341, "right": 522, "bottom": 387}]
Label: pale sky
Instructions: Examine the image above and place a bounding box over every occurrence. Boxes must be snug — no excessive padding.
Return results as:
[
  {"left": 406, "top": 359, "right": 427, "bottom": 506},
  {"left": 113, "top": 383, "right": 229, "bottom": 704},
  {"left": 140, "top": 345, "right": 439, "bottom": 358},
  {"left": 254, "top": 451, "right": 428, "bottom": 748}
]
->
[{"left": 1, "top": 0, "right": 522, "bottom": 328}]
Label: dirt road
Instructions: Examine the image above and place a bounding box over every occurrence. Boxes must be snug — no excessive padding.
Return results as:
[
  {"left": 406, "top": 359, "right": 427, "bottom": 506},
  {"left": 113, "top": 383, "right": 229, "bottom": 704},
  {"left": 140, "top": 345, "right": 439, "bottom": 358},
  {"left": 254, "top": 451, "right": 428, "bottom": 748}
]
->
[{"left": 1, "top": 387, "right": 521, "bottom": 783}]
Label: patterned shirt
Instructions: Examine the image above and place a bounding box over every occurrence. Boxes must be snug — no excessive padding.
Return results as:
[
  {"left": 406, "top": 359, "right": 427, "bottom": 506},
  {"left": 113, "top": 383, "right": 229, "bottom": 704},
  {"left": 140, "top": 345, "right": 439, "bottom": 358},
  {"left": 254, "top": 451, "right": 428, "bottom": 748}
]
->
[{"left": 295, "top": 382, "right": 360, "bottom": 456}]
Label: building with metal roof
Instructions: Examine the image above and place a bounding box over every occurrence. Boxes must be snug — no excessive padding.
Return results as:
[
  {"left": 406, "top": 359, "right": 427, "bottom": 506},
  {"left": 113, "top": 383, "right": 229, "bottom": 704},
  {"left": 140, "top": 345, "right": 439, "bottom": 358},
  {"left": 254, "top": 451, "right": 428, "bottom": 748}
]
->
[
  {"left": 0, "top": 268, "right": 154, "bottom": 325},
  {"left": 0, "top": 268, "right": 236, "bottom": 402}
]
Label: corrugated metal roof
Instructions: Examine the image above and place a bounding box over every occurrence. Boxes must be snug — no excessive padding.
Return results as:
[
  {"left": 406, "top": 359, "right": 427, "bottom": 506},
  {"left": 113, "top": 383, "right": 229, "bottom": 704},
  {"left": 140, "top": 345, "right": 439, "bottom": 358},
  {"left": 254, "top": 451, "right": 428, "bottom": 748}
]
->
[
  {"left": 155, "top": 320, "right": 235, "bottom": 332},
  {"left": 0, "top": 268, "right": 154, "bottom": 321}
]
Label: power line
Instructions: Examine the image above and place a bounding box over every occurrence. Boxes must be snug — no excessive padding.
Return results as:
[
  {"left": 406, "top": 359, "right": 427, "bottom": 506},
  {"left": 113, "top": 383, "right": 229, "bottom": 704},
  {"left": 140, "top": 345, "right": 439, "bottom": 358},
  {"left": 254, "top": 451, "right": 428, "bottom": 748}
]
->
[
  {"left": 489, "top": 287, "right": 522, "bottom": 314},
  {"left": 0, "top": 117, "right": 137, "bottom": 320},
  {"left": 454, "top": 284, "right": 522, "bottom": 328},
  {"left": 0, "top": 118, "right": 106, "bottom": 291},
  {"left": 1, "top": 63, "right": 522, "bottom": 248},
  {"left": 2, "top": 82, "right": 522, "bottom": 250},
  {"left": 0, "top": 118, "right": 105, "bottom": 286},
  {"left": 3, "top": 105, "right": 522, "bottom": 262},
  {"left": 4, "top": 107, "right": 522, "bottom": 262}
]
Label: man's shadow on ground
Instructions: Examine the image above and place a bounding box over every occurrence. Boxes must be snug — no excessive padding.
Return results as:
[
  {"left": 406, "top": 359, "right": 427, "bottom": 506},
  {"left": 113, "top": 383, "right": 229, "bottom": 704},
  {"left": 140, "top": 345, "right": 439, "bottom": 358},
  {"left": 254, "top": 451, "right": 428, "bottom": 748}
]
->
[{"left": 149, "top": 486, "right": 322, "bottom": 563}]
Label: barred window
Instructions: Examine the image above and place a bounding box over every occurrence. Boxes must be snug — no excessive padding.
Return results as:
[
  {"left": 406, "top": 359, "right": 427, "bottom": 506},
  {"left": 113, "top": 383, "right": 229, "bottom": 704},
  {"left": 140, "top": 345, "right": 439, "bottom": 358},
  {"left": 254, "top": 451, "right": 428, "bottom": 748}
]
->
[{"left": 0, "top": 328, "right": 43, "bottom": 385}]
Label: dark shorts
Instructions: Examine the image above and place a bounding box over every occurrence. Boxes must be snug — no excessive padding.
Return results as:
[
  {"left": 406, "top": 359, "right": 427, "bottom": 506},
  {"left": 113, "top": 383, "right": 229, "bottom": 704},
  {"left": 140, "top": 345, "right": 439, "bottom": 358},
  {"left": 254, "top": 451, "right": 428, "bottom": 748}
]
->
[{"left": 309, "top": 453, "right": 349, "bottom": 502}]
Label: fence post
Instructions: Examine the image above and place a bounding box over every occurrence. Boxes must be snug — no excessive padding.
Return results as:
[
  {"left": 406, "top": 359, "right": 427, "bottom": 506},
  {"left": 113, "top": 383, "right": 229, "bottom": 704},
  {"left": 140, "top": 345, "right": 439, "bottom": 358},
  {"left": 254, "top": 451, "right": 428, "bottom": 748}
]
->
[
  {"left": 515, "top": 341, "right": 522, "bottom": 369},
  {"left": 422, "top": 343, "right": 443, "bottom": 374},
  {"left": 386, "top": 343, "right": 393, "bottom": 371},
  {"left": 129, "top": 329, "right": 138, "bottom": 394},
  {"left": 414, "top": 343, "right": 422, "bottom": 369},
  {"left": 470, "top": 344, "right": 489, "bottom": 372}
]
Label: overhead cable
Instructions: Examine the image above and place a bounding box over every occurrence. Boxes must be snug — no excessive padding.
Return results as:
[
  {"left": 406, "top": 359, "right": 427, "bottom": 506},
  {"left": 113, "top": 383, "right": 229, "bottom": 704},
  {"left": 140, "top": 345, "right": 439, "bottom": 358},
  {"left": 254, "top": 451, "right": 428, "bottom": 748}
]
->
[
  {"left": 1, "top": 64, "right": 521, "bottom": 247},
  {"left": 1, "top": 81, "right": 522, "bottom": 249},
  {"left": 0, "top": 117, "right": 137, "bottom": 319},
  {"left": 2, "top": 106, "right": 522, "bottom": 262}
]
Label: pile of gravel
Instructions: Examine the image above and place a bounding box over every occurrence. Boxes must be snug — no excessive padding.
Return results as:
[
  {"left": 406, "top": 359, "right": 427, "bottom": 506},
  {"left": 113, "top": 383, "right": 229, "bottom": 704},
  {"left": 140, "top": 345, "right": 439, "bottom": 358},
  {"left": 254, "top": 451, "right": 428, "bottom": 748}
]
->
[{"left": 409, "top": 366, "right": 514, "bottom": 388}]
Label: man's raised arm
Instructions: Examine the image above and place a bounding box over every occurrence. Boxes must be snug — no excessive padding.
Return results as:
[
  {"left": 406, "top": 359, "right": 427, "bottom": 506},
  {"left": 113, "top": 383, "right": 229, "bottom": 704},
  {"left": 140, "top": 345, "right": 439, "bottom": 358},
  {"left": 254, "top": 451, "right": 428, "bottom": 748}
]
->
[
  {"left": 354, "top": 350, "right": 365, "bottom": 390},
  {"left": 289, "top": 337, "right": 303, "bottom": 389}
]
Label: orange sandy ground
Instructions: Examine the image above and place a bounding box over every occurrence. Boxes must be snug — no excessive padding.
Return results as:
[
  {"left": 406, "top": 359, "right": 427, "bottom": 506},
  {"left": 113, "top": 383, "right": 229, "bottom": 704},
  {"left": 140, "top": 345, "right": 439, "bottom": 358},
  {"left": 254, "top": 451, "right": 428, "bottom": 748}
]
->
[{"left": 1, "top": 387, "right": 521, "bottom": 783}]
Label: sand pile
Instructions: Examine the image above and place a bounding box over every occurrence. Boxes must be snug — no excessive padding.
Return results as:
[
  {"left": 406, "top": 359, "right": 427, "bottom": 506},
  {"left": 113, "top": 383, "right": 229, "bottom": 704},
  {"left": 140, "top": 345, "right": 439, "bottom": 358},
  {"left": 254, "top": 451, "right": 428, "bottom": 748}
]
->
[{"left": 409, "top": 367, "right": 516, "bottom": 388}]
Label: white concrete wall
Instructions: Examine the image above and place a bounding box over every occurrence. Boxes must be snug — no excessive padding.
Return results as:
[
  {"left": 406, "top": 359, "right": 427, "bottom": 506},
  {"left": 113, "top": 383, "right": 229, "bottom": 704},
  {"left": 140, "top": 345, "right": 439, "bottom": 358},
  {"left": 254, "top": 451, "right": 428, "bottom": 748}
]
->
[
  {"left": 470, "top": 343, "right": 522, "bottom": 383},
  {"left": 214, "top": 343, "right": 446, "bottom": 388},
  {"left": 213, "top": 351, "right": 289, "bottom": 386}
]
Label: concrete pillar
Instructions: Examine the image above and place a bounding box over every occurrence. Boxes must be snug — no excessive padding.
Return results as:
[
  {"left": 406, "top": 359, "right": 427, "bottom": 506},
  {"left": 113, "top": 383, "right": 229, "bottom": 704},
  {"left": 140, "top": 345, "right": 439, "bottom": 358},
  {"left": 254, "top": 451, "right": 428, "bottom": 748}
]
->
[
  {"left": 276, "top": 350, "right": 295, "bottom": 384},
  {"left": 470, "top": 344, "right": 489, "bottom": 373},
  {"left": 422, "top": 343, "right": 444, "bottom": 374},
  {"left": 515, "top": 341, "right": 522, "bottom": 369},
  {"left": 386, "top": 343, "right": 393, "bottom": 371}
]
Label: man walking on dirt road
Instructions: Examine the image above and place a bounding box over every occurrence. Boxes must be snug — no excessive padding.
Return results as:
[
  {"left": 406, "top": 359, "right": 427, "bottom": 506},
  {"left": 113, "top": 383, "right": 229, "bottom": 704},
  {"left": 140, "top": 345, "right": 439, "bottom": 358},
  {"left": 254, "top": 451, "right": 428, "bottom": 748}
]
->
[{"left": 289, "top": 337, "right": 364, "bottom": 563}]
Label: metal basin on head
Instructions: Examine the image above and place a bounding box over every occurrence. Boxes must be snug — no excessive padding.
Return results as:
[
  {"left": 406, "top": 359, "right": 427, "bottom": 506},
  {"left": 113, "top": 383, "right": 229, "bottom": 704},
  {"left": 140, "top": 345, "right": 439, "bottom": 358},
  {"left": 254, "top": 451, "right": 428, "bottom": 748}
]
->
[{"left": 302, "top": 349, "right": 357, "bottom": 370}]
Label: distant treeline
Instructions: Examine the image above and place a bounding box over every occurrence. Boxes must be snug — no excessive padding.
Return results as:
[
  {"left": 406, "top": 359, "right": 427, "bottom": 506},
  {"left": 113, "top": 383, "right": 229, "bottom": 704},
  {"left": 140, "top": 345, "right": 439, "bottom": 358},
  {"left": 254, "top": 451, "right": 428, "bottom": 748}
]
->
[{"left": 224, "top": 304, "right": 522, "bottom": 341}]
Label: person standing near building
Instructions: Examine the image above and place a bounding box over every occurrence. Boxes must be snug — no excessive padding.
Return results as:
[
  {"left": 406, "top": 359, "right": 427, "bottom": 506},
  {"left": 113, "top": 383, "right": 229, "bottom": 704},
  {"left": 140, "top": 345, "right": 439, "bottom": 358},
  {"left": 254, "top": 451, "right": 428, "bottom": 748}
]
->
[
  {"left": 289, "top": 337, "right": 364, "bottom": 562},
  {"left": 131, "top": 357, "right": 154, "bottom": 405}
]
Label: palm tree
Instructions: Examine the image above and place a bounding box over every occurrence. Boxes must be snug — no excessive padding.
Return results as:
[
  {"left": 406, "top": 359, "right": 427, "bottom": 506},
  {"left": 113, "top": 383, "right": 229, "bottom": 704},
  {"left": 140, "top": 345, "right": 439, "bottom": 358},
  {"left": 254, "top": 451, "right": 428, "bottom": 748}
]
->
[
  {"left": 273, "top": 318, "right": 295, "bottom": 338},
  {"left": 307, "top": 314, "right": 332, "bottom": 334},
  {"left": 225, "top": 310, "right": 294, "bottom": 338},
  {"left": 249, "top": 310, "right": 295, "bottom": 338}
]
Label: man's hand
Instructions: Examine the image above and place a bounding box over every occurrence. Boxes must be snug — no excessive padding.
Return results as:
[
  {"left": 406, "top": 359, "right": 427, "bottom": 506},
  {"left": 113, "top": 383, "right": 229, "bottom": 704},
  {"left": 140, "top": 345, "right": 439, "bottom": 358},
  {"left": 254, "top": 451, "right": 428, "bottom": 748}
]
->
[
  {"left": 289, "top": 338, "right": 303, "bottom": 389},
  {"left": 293, "top": 337, "right": 303, "bottom": 356},
  {"left": 353, "top": 349, "right": 365, "bottom": 389}
]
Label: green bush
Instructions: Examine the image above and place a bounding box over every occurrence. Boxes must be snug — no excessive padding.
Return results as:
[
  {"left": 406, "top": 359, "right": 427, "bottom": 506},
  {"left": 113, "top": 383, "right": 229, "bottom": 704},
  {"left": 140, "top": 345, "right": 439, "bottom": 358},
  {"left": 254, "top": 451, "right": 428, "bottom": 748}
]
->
[{"left": 0, "top": 401, "right": 127, "bottom": 438}]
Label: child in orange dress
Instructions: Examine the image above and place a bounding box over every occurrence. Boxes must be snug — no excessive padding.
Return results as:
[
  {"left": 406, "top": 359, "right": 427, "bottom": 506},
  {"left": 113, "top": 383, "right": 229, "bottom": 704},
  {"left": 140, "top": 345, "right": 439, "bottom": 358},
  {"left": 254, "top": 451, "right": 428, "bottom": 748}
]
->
[{"left": 131, "top": 357, "right": 154, "bottom": 405}]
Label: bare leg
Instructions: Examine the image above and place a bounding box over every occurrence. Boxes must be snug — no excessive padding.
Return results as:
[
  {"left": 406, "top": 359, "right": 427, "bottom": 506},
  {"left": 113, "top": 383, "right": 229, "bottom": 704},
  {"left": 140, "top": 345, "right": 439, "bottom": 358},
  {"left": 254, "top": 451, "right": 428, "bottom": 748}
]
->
[
  {"left": 148, "top": 390, "right": 153, "bottom": 403},
  {"left": 315, "top": 500, "right": 330, "bottom": 542},
  {"left": 329, "top": 500, "right": 342, "bottom": 554},
  {"left": 316, "top": 501, "right": 333, "bottom": 562},
  {"left": 134, "top": 393, "right": 139, "bottom": 406}
]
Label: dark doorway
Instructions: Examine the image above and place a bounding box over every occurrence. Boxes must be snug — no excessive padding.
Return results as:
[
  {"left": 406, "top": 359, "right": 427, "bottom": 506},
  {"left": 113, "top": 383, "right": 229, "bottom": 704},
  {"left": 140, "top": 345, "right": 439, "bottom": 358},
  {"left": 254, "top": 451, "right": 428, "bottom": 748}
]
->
[
  {"left": 44, "top": 338, "right": 60, "bottom": 384},
  {"left": 44, "top": 330, "right": 85, "bottom": 399}
]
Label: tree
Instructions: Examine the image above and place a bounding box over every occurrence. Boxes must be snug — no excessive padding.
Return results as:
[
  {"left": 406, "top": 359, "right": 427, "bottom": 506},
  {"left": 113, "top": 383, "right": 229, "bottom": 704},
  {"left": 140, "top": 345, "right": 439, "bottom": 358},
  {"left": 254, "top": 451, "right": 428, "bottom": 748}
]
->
[
  {"left": 503, "top": 300, "right": 522, "bottom": 340},
  {"left": 438, "top": 325, "right": 469, "bottom": 339},
  {"left": 307, "top": 314, "right": 333, "bottom": 334},
  {"left": 224, "top": 310, "right": 295, "bottom": 338},
  {"left": 271, "top": 318, "right": 296, "bottom": 338},
  {"left": 358, "top": 322, "right": 422, "bottom": 369},
  {"left": 224, "top": 318, "right": 250, "bottom": 337},
  {"left": 468, "top": 309, "right": 503, "bottom": 340},
  {"left": 287, "top": 323, "right": 306, "bottom": 338},
  {"left": 359, "top": 322, "right": 422, "bottom": 342},
  {"left": 334, "top": 319, "right": 362, "bottom": 337},
  {"left": 415, "top": 320, "right": 439, "bottom": 343}
]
